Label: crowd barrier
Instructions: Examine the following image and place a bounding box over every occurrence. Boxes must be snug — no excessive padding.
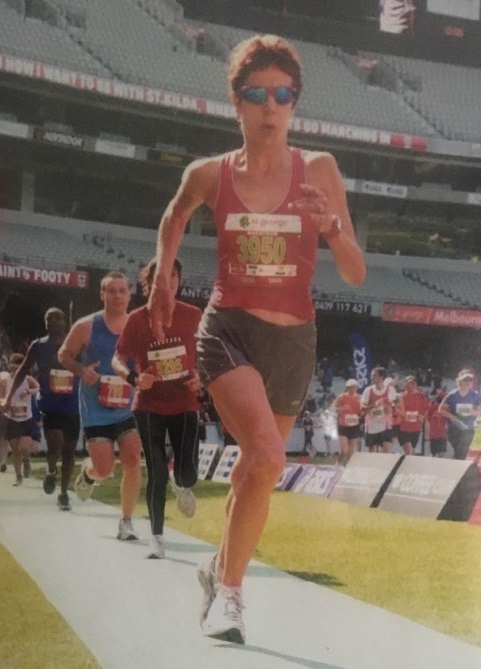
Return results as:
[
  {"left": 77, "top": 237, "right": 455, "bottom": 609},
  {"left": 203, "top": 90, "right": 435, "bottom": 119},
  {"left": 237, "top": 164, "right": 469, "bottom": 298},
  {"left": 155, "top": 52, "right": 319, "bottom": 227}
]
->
[{"left": 199, "top": 445, "right": 481, "bottom": 523}]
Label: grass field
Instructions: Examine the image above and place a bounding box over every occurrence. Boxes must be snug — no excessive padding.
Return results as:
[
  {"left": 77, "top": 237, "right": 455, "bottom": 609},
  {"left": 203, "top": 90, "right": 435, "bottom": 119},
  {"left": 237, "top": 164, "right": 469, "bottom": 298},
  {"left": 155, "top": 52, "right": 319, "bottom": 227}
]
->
[{"left": 1, "top": 452, "right": 481, "bottom": 669}]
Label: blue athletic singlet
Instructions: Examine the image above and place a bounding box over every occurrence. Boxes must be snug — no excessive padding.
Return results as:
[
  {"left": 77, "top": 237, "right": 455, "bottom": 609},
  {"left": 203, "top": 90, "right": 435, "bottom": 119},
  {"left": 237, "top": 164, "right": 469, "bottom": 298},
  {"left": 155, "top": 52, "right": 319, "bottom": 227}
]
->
[
  {"left": 79, "top": 312, "right": 134, "bottom": 427},
  {"left": 32, "top": 336, "right": 79, "bottom": 415},
  {"left": 444, "top": 388, "right": 480, "bottom": 430}
]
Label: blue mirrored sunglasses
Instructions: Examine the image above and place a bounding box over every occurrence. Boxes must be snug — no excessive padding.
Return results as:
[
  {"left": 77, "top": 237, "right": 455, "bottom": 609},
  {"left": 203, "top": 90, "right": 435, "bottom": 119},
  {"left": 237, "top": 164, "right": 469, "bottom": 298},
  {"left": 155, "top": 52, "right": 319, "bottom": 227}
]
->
[{"left": 238, "top": 85, "right": 298, "bottom": 105}]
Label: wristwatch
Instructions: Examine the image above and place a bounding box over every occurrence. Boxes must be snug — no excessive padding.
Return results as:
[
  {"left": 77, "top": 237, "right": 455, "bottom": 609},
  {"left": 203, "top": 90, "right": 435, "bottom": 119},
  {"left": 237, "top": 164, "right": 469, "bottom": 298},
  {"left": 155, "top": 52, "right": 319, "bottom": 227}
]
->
[
  {"left": 323, "top": 215, "right": 343, "bottom": 240},
  {"left": 126, "top": 370, "right": 139, "bottom": 387}
]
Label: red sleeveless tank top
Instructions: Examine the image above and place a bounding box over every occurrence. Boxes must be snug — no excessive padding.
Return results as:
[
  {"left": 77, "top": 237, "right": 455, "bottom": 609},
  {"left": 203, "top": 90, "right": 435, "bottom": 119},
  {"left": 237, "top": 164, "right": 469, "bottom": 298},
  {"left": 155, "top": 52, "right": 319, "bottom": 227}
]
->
[{"left": 209, "top": 148, "right": 318, "bottom": 320}]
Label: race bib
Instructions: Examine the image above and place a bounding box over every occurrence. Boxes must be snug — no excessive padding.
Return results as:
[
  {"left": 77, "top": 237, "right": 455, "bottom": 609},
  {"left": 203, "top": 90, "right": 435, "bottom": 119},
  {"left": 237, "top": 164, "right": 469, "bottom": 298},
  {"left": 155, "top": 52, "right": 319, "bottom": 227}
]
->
[
  {"left": 98, "top": 375, "right": 132, "bottom": 408},
  {"left": 49, "top": 369, "right": 74, "bottom": 394},
  {"left": 456, "top": 403, "right": 473, "bottom": 417},
  {"left": 10, "top": 402, "right": 28, "bottom": 419},
  {"left": 147, "top": 344, "right": 189, "bottom": 382},
  {"left": 405, "top": 411, "right": 418, "bottom": 422},
  {"left": 225, "top": 212, "right": 301, "bottom": 287},
  {"left": 371, "top": 406, "right": 384, "bottom": 418},
  {"left": 345, "top": 414, "right": 359, "bottom": 426}
]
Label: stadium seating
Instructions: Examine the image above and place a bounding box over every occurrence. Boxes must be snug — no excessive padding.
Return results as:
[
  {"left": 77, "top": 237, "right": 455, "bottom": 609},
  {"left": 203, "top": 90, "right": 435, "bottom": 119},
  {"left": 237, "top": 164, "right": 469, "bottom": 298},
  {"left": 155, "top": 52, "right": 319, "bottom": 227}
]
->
[
  {"left": 3, "top": 215, "right": 480, "bottom": 308},
  {"left": 313, "top": 258, "right": 473, "bottom": 308},
  {"left": 0, "top": 0, "right": 110, "bottom": 76},
  {"left": 2, "top": 0, "right": 481, "bottom": 140},
  {"left": 380, "top": 53, "right": 481, "bottom": 142}
]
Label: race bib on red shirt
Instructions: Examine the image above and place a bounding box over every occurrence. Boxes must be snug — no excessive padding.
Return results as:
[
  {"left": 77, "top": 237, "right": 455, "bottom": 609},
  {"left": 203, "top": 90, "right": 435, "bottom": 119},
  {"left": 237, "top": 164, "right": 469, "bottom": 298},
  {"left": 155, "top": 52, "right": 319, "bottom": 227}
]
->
[
  {"left": 147, "top": 343, "right": 189, "bottom": 382},
  {"left": 225, "top": 212, "right": 301, "bottom": 287},
  {"left": 98, "top": 375, "right": 131, "bottom": 408},
  {"left": 49, "top": 369, "right": 74, "bottom": 394},
  {"left": 345, "top": 413, "right": 360, "bottom": 426}
]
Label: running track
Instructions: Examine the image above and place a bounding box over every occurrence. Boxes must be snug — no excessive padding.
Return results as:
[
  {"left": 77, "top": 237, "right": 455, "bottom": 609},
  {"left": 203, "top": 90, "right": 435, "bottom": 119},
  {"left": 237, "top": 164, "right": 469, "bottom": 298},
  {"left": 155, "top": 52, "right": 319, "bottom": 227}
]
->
[{"left": 1, "top": 473, "right": 481, "bottom": 669}]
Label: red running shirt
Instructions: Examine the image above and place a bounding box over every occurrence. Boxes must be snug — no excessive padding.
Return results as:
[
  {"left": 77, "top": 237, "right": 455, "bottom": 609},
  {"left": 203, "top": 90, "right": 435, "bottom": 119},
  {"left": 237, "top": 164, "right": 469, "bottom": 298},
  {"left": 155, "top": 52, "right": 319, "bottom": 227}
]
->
[
  {"left": 210, "top": 148, "right": 319, "bottom": 321},
  {"left": 336, "top": 392, "right": 362, "bottom": 427},
  {"left": 116, "top": 302, "right": 202, "bottom": 415},
  {"left": 400, "top": 391, "right": 429, "bottom": 432}
]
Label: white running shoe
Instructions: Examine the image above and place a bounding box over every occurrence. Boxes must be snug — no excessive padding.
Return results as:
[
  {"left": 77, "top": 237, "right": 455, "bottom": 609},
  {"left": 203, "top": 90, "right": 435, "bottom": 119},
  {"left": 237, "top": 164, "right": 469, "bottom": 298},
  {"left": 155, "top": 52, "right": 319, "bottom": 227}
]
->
[
  {"left": 74, "top": 460, "right": 94, "bottom": 501},
  {"left": 146, "top": 534, "right": 165, "bottom": 559},
  {"left": 202, "top": 585, "right": 246, "bottom": 644},
  {"left": 197, "top": 555, "right": 220, "bottom": 625},
  {"left": 172, "top": 482, "right": 197, "bottom": 518},
  {"left": 117, "top": 517, "right": 139, "bottom": 541}
]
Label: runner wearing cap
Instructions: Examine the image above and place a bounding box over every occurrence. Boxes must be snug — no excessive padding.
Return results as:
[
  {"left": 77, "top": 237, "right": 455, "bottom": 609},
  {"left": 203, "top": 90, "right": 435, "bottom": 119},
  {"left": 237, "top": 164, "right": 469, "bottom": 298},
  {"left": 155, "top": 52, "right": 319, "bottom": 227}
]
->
[
  {"left": 330, "top": 378, "right": 362, "bottom": 465},
  {"left": 438, "top": 369, "right": 480, "bottom": 460}
]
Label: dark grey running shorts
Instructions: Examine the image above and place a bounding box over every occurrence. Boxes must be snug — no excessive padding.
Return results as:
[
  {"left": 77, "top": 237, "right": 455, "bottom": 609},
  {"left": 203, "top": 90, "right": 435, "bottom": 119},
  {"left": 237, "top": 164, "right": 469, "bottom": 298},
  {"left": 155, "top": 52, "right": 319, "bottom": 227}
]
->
[
  {"left": 83, "top": 416, "right": 137, "bottom": 445},
  {"left": 196, "top": 307, "right": 316, "bottom": 416}
]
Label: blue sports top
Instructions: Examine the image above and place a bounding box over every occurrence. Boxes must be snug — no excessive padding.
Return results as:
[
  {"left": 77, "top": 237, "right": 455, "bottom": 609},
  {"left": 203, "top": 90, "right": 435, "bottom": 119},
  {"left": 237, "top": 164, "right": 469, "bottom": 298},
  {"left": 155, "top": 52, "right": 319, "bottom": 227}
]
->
[
  {"left": 444, "top": 388, "right": 480, "bottom": 430},
  {"left": 79, "top": 312, "right": 134, "bottom": 427},
  {"left": 32, "top": 335, "right": 79, "bottom": 414}
]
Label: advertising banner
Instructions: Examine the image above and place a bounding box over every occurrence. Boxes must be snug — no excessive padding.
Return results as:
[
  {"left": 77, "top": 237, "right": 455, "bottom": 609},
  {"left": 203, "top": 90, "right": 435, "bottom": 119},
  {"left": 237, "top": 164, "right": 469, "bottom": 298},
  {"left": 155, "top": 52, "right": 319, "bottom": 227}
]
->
[
  {"left": 383, "top": 303, "right": 481, "bottom": 329},
  {"left": 290, "top": 465, "right": 344, "bottom": 497},
  {"left": 0, "top": 54, "right": 428, "bottom": 153},
  {"left": 329, "top": 452, "right": 404, "bottom": 507},
  {"left": 197, "top": 443, "right": 219, "bottom": 481},
  {"left": 211, "top": 445, "right": 240, "bottom": 483},
  {"left": 0, "top": 262, "right": 89, "bottom": 288},
  {"left": 349, "top": 331, "right": 372, "bottom": 390},
  {"left": 275, "top": 463, "right": 304, "bottom": 491},
  {"left": 379, "top": 455, "right": 481, "bottom": 521}
]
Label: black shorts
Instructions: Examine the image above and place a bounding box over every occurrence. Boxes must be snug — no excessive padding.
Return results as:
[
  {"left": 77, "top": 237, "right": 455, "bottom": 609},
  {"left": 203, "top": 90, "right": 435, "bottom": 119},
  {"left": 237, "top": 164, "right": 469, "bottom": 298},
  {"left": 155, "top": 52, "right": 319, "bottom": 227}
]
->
[
  {"left": 0, "top": 413, "right": 7, "bottom": 438},
  {"left": 365, "top": 429, "right": 392, "bottom": 449},
  {"left": 196, "top": 307, "right": 316, "bottom": 416},
  {"left": 42, "top": 410, "right": 81, "bottom": 442},
  {"left": 399, "top": 430, "right": 420, "bottom": 447},
  {"left": 430, "top": 438, "right": 447, "bottom": 456},
  {"left": 338, "top": 425, "right": 361, "bottom": 440},
  {"left": 84, "top": 416, "right": 137, "bottom": 445},
  {"left": 6, "top": 418, "right": 35, "bottom": 441}
]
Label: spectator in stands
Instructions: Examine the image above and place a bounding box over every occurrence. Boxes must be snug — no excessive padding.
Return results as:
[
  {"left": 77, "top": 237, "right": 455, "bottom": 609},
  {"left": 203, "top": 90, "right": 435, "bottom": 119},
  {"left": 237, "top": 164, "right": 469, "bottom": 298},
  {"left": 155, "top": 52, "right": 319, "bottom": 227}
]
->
[
  {"left": 58, "top": 272, "right": 142, "bottom": 540},
  {"left": 5, "top": 308, "right": 80, "bottom": 510},
  {"left": 147, "top": 34, "right": 365, "bottom": 644},
  {"left": 438, "top": 369, "right": 481, "bottom": 460},
  {"left": 300, "top": 410, "right": 315, "bottom": 456},
  {"left": 330, "top": 378, "right": 362, "bottom": 466},
  {"left": 361, "top": 367, "right": 397, "bottom": 453},
  {"left": 398, "top": 375, "right": 429, "bottom": 455},
  {"left": 1, "top": 353, "right": 39, "bottom": 486},
  {"left": 112, "top": 258, "right": 202, "bottom": 559}
]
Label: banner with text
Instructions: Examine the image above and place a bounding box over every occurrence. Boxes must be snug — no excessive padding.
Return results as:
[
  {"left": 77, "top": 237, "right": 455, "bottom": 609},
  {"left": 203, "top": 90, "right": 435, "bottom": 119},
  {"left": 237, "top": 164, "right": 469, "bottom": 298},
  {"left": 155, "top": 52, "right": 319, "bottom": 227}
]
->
[
  {"left": 0, "top": 262, "right": 89, "bottom": 288},
  {"left": 0, "top": 53, "right": 428, "bottom": 153},
  {"left": 383, "top": 303, "right": 481, "bottom": 330},
  {"left": 349, "top": 331, "right": 372, "bottom": 390}
]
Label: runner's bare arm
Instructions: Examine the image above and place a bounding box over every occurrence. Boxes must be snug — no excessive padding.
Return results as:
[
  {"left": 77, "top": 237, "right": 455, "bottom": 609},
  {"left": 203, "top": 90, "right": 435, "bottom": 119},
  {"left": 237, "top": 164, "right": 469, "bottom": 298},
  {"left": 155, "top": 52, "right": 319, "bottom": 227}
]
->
[
  {"left": 58, "top": 318, "right": 99, "bottom": 385},
  {"left": 290, "top": 152, "right": 366, "bottom": 287},
  {"left": 4, "top": 343, "right": 36, "bottom": 405},
  {"left": 148, "top": 157, "right": 219, "bottom": 340}
]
